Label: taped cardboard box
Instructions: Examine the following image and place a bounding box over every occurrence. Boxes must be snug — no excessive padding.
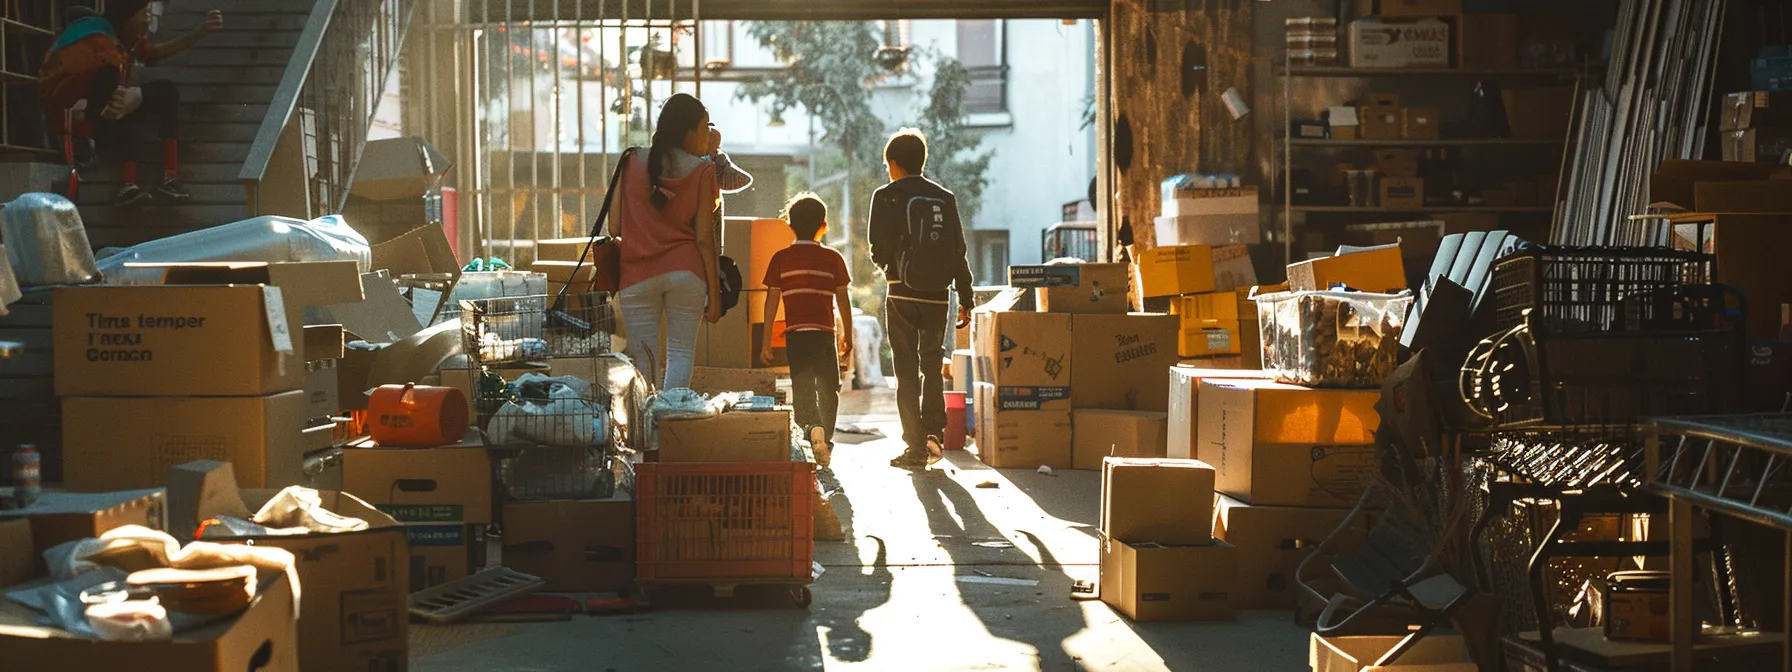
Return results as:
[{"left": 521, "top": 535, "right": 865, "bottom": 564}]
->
[
  {"left": 342, "top": 445, "right": 493, "bottom": 590},
  {"left": 1167, "top": 367, "right": 1273, "bottom": 460},
  {"left": 1073, "top": 410, "right": 1168, "bottom": 469},
  {"left": 1197, "top": 379, "right": 1380, "bottom": 507},
  {"left": 63, "top": 392, "right": 309, "bottom": 492},
  {"left": 0, "top": 572, "right": 300, "bottom": 672},
  {"left": 1349, "top": 17, "right": 1450, "bottom": 69},
  {"left": 502, "top": 493, "right": 635, "bottom": 592},
  {"left": 1010, "top": 263, "right": 1131, "bottom": 315},
  {"left": 135, "top": 260, "right": 366, "bottom": 362},
  {"left": 1136, "top": 246, "right": 1216, "bottom": 298},
  {"left": 1101, "top": 457, "right": 1214, "bottom": 544},
  {"left": 1070, "top": 313, "right": 1179, "bottom": 411},
  {"left": 975, "top": 311, "right": 1073, "bottom": 390},
  {"left": 216, "top": 489, "right": 409, "bottom": 672},
  {"left": 54, "top": 285, "right": 300, "bottom": 397},
  {"left": 1214, "top": 495, "right": 1362, "bottom": 609},
  {"left": 1309, "top": 633, "right": 1475, "bottom": 672},
  {"left": 0, "top": 489, "right": 164, "bottom": 575},
  {"left": 1099, "top": 538, "right": 1236, "bottom": 622},
  {"left": 655, "top": 410, "right": 792, "bottom": 462},
  {"left": 977, "top": 393, "right": 1072, "bottom": 469}
]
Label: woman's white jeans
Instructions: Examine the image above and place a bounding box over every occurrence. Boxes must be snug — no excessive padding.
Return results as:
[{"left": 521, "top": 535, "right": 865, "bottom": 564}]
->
[{"left": 618, "top": 270, "right": 707, "bottom": 390}]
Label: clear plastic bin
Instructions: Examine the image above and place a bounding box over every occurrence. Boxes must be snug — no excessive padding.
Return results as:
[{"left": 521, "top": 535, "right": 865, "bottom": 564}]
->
[{"left": 1255, "top": 289, "right": 1411, "bottom": 388}]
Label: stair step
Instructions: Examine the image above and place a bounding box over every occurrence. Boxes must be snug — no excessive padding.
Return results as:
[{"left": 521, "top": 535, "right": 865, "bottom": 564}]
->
[
  {"left": 137, "top": 66, "right": 286, "bottom": 86},
  {"left": 80, "top": 205, "right": 252, "bottom": 247},
  {"left": 75, "top": 182, "right": 247, "bottom": 206},
  {"left": 75, "top": 162, "right": 248, "bottom": 185},
  {"left": 156, "top": 48, "right": 296, "bottom": 66},
  {"left": 185, "top": 30, "right": 302, "bottom": 49},
  {"left": 186, "top": 104, "right": 271, "bottom": 124},
  {"left": 183, "top": 86, "right": 278, "bottom": 106},
  {"left": 159, "top": 13, "right": 310, "bottom": 32}
]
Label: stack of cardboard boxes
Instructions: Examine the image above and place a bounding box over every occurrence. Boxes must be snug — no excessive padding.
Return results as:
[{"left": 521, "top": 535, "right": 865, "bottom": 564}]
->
[
  {"left": 343, "top": 443, "right": 493, "bottom": 592},
  {"left": 54, "top": 261, "right": 362, "bottom": 492},
  {"left": 1099, "top": 457, "right": 1236, "bottom": 621},
  {"left": 1721, "top": 91, "right": 1792, "bottom": 164}
]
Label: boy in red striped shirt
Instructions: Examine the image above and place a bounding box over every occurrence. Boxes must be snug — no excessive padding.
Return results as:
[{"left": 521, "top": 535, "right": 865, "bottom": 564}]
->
[{"left": 760, "top": 193, "right": 854, "bottom": 467}]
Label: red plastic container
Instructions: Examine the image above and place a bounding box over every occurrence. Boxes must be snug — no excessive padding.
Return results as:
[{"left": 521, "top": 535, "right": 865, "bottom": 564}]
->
[
  {"left": 943, "top": 391, "right": 968, "bottom": 451},
  {"left": 368, "top": 384, "right": 469, "bottom": 447},
  {"left": 635, "top": 461, "right": 815, "bottom": 581}
]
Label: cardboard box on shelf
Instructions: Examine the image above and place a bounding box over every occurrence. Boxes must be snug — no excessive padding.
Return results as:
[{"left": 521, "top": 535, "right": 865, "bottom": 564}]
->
[
  {"left": 1402, "top": 108, "right": 1441, "bottom": 140},
  {"left": 1289, "top": 244, "right": 1408, "bottom": 294},
  {"left": 1101, "top": 457, "right": 1215, "bottom": 544},
  {"left": 1722, "top": 91, "right": 1792, "bottom": 131},
  {"left": 1011, "top": 263, "right": 1130, "bottom": 315},
  {"left": 1458, "top": 13, "right": 1519, "bottom": 70},
  {"left": 1167, "top": 367, "right": 1273, "bottom": 460},
  {"left": 1359, "top": 104, "right": 1404, "bottom": 141},
  {"left": 1373, "top": 150, "right": 1421, "bottom": 179},
  {"left": 1136, "top": 245, "right": 1216, "bottom": 298},
  {"left": 977, "top": 393, "right": 1072, "bottom": 469},
  {"left": 1214, "top": 495, "right": 1362, "bottom": 609},
  {"left": 1722, "top": 128, "right": 1792, "bottom": 164},
  {"left": 0, "top": 572, "right": 301, "bottom": 672},
  {"left": 1309, "top": 633, "right": 1476, "bottom": 672},
  {"left": 1099, "top": 538, "right": 1236, "bottom": 622},
  {"left": 1349, "top": 18, "right": 1450, "bottom": 69},
  {"left": 1378, "top": 177, "right": 1426, "bottom": 210},
  {"left": 1071, "top": 313, "right": 1179, "bottom": 411},
  {"left": 689, "top": 366, "right": 779, "bottom": 396},
  {"left": 0, "top": 489, "right": 164, "bottom": 573},
  {"left": 1197, "top": 379, "right": 1380, "bottom": 507},
  {"left": 1380, "top": 0, "right": 1461, "bottom": 16},
  {"left": 656, "top": 410, "right": 793, "bottom": 462},
  {"left": 217, "top": 489, "right": 409, "bottom": 672},
  {"left": 1157, "top": 187, "right": 1260, "bottom": 246},
  {"left": 1073, "top": 410, "right": 1168, "bottom": 469},
  {"left": 342, "top": 445, "right": 492, "bottom": 590},
  {"left": 976, "top": 310, "right": 1073, "bottom": 392},
  {"left": 502, "top": 494, "right": 635, "bottom": 592},
  {"left": 62, "top": 392, "right": 309, "bottom": 492},
  {"left": 1329, "top": 106, "right": 1361, "bottom": 140}
]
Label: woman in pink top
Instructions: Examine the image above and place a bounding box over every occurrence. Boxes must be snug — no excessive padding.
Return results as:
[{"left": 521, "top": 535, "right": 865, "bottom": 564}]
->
[{"left": 613, "top": 93, "right": 725, "bottom": 390}]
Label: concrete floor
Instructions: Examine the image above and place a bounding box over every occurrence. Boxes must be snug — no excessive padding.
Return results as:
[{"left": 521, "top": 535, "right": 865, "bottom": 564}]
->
[{"left": 412, "top": 389, "right": 1313, "bottom": 671}]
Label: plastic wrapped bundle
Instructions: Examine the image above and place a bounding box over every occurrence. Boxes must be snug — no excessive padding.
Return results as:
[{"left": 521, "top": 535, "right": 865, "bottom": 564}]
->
[
  {"left": 94, "top": 214, "right": 371, "bottom": 285},
  {"left": 2, "top": 193, "right": 99, "bottom": 286}
]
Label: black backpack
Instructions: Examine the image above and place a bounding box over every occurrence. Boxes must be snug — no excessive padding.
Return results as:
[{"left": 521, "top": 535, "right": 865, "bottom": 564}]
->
[{"left": 897, "top": 194, "right": 955, "bottom": 293}]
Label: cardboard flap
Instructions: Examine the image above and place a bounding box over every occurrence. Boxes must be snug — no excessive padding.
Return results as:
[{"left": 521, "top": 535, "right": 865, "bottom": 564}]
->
[
  {"left": 367, "top": 319, "right": 463, "bottom": 388},
  {"left": 352, "top": 137, "right": 454, "bottom": 201},
  {"left": 317, "top": 273, "right": 423, "bottom": 343},
  {"left": 371, "top": 224, "right": 460, "bottom": 279},
  {"left": 263, "top": 261, "right": 365, "bottom": 307}
]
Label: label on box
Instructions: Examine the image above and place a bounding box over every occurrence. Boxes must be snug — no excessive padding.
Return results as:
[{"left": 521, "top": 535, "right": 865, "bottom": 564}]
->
[
  {"left": 403, "top": 524, "right": 466, "bottom": 547},
  {"left": 998, "top": 386, "right": 1071, "bottom": 410},
  {"left": 1206, "top": 330, "right": 1232, "bottom": 351},
  {"left": 1008, "top": 265, "right": 1079, "bottom": 288},
  {"left": 340, "top": 588, "right": 404, "bottom": 645},
  {"left": 378, "top": 504, "right": 465, "bottom": 524}
]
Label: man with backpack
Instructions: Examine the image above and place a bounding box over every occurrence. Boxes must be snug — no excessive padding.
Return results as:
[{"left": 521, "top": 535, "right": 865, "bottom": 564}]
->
[{"left": 869, "top": 128, "right": 975, "bottom": 470}]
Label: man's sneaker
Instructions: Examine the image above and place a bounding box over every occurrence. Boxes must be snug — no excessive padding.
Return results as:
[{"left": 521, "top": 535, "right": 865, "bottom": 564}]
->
[
  {"left": 889, "top": 448, "right": 930, "bottom": 470},
  {"left": 113, "top": 182, "right": 151, "bottom": 206},
  {"left": 156, "top": 177, "right": 192, "bottom": 203},
  {"left": 71, "top": 138, "right": 95, "bottom": 169},
  {"left": 924, "top": 435, "right": 943, "bottom": 465},
  {"left": 808, "top": 425, "right": 832, "bottom": 468}
]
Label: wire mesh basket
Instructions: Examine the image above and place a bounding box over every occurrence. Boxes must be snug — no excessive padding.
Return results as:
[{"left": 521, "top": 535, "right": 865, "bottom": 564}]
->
[
  {"left": 475, "top": 370, "right": 614, "bottom": 447},
  {"left": 1490, "top": 246, "right": 1715, "bottom": 335},
  {"left": 496, "top": 445, "right": 618, "bottom": 501},
  {"left": 635, "top": 461, "right": 815, "bottom": 581},
  {"left": 1460, "top": 324, "right": 1739, "bottom": 430},
  {"left": 460, "top": 293, "right": 617, "bottom": 367}
]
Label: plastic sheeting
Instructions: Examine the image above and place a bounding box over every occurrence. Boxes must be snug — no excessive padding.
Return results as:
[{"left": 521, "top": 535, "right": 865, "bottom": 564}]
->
[
  {"left": 0, "top": 244, "right": 21, "bottom": 315},
  {"left": 95, "top": 214, "right": 371, "bottom": 285},
  {"left": 2, "top": 193, "right": 99, "bottom": 286}
]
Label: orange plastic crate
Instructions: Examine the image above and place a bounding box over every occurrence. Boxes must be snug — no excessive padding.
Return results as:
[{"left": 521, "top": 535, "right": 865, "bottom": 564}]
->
[{"left": 635, "top": 461, "right": 816, "bottom": 582}]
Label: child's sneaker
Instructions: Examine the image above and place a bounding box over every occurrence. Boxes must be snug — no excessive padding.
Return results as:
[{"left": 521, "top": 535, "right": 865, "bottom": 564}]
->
[
  {"left": 156, "top": 177, "right": 192, "bottom": 203},
  {"left": 808, "top": 425, "right": 832, "bottom": 468},
  {"left": 924, "top": 435, "right": 943, "bottom": 465},
  {"left": 113, "top": 182, "right": 151, "bottom": 206}
]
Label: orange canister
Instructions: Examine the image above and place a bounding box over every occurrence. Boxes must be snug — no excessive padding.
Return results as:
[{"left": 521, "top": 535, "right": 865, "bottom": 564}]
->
[{"left": 368, "top": 384, "right": 469, "bottom": 447}]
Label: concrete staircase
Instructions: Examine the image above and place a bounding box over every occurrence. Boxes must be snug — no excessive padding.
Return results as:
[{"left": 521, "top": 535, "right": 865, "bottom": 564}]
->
[{"left": 71, "top": 0, "right": 309, "bottom": 250}]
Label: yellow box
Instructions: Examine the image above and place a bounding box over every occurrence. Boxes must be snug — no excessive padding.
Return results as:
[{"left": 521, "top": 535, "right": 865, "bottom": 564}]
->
[
  {"left": 1179, "top": 321, "right": 1243, "bottom": 357},
  {"left": 1172, "top": 288, "right": 1256, "bottom": 322},
  {"left": 1137, "top": 245, "right": 1216, "bottom": 298},
  {"left": 1287, "top": 246, "right": 1407, "bottom": 294}
]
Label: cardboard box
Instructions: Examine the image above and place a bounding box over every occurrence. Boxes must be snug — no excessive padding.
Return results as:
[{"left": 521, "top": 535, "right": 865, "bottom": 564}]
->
[
  {"left": 1359, "top": 105, "right": 1404, "bottom": 141},
  {"left": 978, "top": 399, "right": 1072, "bottom": 469},
  {"left": 0, "top": 572, "right": 301, "bottom": 671},
  {"left": 1015, "top": 263, "right": 1131, "bottom": 315},
  {"left": 1605, "top": 587, "right": 1669, "bottom": 641},
  {"left": 342, "top": 446, "right": 494, "bottom": 525},
  {"left": 1349, "top": 18, "right": 1450, "bottom": 69},
  {"left": 0, "top": 489, "right": 164, "bottom": 573},
  {"left": 1101, "top": 457, "right": 1214, "bottom": 544},
  {"left": 1214, "top": 495, "right": 1361, "bottom": 608},
  {"left": 1197, "top": 380, "right": 1380, "bottom": 507},
  {"left": 1402, "top": 108, "right": 1440, "bottom": 140},
  {"left": 1378, "top": 177, "right": 1425, "bottom": 210},
  {"left": 1074, "top": 410, "right": 1169, "bottom": 469},
  {"left": 1070, "top": 313, "right": 1180, "bottom": 411},
  {"left": 1722, "top": 128, "right": 1792, "bottom": 163},
  {"left": 304, "top": 363, "right": 340, "bottom": 420},
  {"left": 655, "top": 410, "right": 792, "bottom": 462},
  {"left": 501, "top": 494, "right": 635, "bottom": 592},
  {"left": 535, "top": 237, "right": 596, "bottom": 263},
  {"left": 1309, "top": 633, "right": 1475, "bottom": 672},
  {"left": 1289, "top": 245, "right": 1409, "bottom": 293},
  {"left": 369, "top": 225, "right": 461, "bottom": 286},
  {"left": 218, "top": 490, "right": 409, "bottom": 672},
  {"left": 689, "top": 366, "right": 779, "bottom": 396},
  {"left": 1136, "top": 246, "right": 1217, "bottom": 298},
  {"left": 351, "top": 136, "right": 452, "bottom": 201},
  {"left": 1372, "top": 149, "right": 1421, "bottom": 179},
  {"left": 1174, "top": 288, "right": 1257, "bottom": 322},
  {"left": 304, "top": 324, "right": 346, "bottom": 362},
  {"left": 63, "top": 392, "right": 309, "bottom": 492},
  {"left": 1722, "top": 91, "right": 1792, "bottom": 131},
  {"left": 1179, "top": 321, "right": 1244, "bottom": 358},
  {"left": 530, "top": 260, "right": 599, "bottom": 285},
  {"left": 1166, "top": 367, "right": 1273, "bottom": 460},
  {"left": 1380, "top": 0, "right": 1461, "bottom": 16},
  {"left": 0, "top": 520, "right": 30, "bottom": 588},
  {"left": 693, "top": 289, "right": 755, "bottom": 369},
  {"left": 1099, "top": 538, "right": 1236, "bottom": 622},
  {"left": 1459, "top": 13, "right": 1518, "bottom": 70},
  {"left": 1157, "top": 187, "right": 1260, "bottom": 246},
  {"left": 1209, "top": 244, "right": 1260, "bottom": 293},
  {"left": 55, "top": 286, "right": 298, "bottom": 397},
  {"left": 136, "top": 261, "right": 365, "bottom": 361},
  {"left": 976, "top": 310, "right": 1073, "bottom": 392}
]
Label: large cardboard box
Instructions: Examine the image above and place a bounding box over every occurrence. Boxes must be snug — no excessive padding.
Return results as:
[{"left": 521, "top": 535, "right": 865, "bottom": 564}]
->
[
  {"left": 1288, "top": 245, "right": 1408, "bottom": 294},
  {"left": 1197, "top": 380, "right": 1380, "bottom": 507},
  {"left": 1156, "top": 187, "right": 1260, "bottom": 246},
  {"left": 1309, "top": 633, "right": 1475, "bottom": 672},
  {"left": 1136, "top": 246, "right": 1216, "bottom": 298},
  {"left": 979, "top": 402, "right": 1072, "bottom": 469},
  {"left": 1722, "top": 91, "right": 1792, "bottom": 131},
  {"left": 1214, "top": 495, "right": 1361, "bottom": 609},
  {"left": 351, "top": 136, "right": 452, "bottom": 201},
  {"left": 655, "top": 410, "right": 792, "bottom": 462},
  {"left": 1101, "top": 457, "right": 1215, "bottom": 544},
  {"left": 1010, "top": 263, "right": 1131, "bottom": 315},
  {"left": 135, "top": 261, "right": 366, "bottom": 362},
  {"left": 220, "top": 490, "right": 409, "bottom": 672},
  {"left": 1073, "top": 410, "right": 1168, "bottom": 469},
  {"left": 55, "top": 286, "right": 298, "bottom": 397},
  {"left": 1167, "top": 367, "right": 1273, "bottom": 460},
  {"left": 693, "top": 288, "right": 756, "bottom": 369},
  {"left": 63, "top": 392, "right": 309, "bottom": 492},
  {"left": 342, "top": 446, "right": 493, "bottom": 589},
  {"left": 1349, "top": 18, "right": 1450, "bottom": 69},
  {"left": 0, "top": 573, "right": 301, "bottom": 671},
  {"left": 976, "top": 310, "right": 1073, "bottom": 400},
  {"left": 1070, "top": 313, "right": 1179, "bottom": 411},
  {"left": 0, "top": 489, "right": 164, "bottom": 573},
  {"left": 502, "top": 494, "right": 635, "bottom": 592},
  {"left": 1099, "top": 538, "right": 1236, "bottom": 622}
]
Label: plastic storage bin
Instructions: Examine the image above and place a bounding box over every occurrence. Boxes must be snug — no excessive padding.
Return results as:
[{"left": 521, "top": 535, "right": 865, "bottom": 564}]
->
[
  {"left": 1255, "top": 290, "right": 1411, "bottom": 388},
  {"left": 635, "top": 461, "right": 816, "bottom": 583}
]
